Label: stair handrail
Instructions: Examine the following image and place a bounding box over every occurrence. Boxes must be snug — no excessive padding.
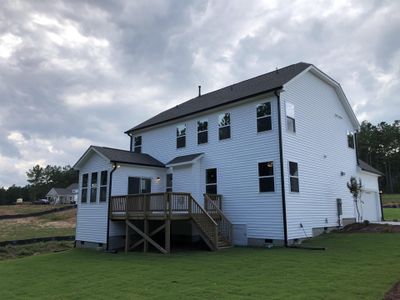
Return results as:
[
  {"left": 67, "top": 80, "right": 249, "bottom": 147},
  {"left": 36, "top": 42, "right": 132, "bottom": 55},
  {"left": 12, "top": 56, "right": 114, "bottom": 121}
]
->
[{"left": 204, "top": 194, "right": 233, "bottom": 245}]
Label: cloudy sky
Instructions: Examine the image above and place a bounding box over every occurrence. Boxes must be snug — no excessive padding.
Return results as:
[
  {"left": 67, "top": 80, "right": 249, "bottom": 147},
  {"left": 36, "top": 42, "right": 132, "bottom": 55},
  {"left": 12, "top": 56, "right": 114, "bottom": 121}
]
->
[{"left": 0, "top": 0, "right": 399, "bottom": 187}]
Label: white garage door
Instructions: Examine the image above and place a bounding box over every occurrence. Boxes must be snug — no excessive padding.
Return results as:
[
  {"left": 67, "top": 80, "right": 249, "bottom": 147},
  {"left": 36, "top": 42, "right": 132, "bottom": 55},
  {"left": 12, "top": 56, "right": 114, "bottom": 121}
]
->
[{"left": 361, "top": 191, "right": 380, "bottom": 222}]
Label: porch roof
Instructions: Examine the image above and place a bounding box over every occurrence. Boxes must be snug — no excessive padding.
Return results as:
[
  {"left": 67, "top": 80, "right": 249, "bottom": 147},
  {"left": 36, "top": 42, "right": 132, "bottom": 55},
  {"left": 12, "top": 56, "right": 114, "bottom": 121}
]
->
[{"left": 166, "top": 153, "right": 204, "bottom": 167}]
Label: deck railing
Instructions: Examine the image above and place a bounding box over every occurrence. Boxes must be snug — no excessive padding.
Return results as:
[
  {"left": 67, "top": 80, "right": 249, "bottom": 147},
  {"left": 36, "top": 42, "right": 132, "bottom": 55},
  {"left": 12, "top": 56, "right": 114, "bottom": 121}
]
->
[
  {"left": 204, "top": 194, "right": 232, "bottom": 245},
  {"left": 204, "top": 194, "right": 223, "bottom": 210}
]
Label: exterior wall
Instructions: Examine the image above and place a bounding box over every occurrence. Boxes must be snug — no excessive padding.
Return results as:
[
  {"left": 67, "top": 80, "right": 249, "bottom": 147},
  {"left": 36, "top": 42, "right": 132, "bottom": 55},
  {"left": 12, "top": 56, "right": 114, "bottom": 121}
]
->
[
  {"left": 76, "top": 152, "right": 112, "bottom": 244},
  {"left": 358, "top": 170, "right": 381, "bottom": 222},
  {"left": 282, "top": 71, "right": 359, "bottom": 239},
  {"left": 132, "top": 94, "right": 284, "bottom": 241}
]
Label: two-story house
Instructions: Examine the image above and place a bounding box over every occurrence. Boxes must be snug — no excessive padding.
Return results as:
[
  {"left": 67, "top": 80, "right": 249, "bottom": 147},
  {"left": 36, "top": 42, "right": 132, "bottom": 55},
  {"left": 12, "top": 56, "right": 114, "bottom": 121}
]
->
[{"left": 73, "top": 62, "right": 382, "bottom": 253}]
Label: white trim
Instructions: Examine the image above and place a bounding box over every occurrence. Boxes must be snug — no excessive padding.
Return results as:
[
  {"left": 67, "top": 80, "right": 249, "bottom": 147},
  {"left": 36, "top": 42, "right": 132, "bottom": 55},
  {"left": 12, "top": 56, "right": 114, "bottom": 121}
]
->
[{"left": 166, "top": 154, "right": 204, "bottom": 168}]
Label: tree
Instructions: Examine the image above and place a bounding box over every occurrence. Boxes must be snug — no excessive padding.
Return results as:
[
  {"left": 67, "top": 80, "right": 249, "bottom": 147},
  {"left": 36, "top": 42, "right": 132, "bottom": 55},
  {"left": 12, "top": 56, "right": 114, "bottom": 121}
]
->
[{"left": 347, "top": 177, "right": 363, "bottom": 222}]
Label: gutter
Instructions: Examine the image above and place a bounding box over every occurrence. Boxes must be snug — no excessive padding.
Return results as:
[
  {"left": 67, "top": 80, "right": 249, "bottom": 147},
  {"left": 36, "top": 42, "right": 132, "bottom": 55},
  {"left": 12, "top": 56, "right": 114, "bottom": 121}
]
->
[
  {"left": 275, "top": 89, "right": 288, "bottom": 248},
  {"left": 106, "top": 162, "right": 118, "bottom": 251}
]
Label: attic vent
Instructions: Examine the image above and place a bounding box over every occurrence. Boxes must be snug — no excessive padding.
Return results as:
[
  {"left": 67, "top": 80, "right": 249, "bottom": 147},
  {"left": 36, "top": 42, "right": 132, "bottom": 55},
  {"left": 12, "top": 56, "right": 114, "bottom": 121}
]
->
[{"left": 198, "top": 85, "right": 201, "bottom": 97}]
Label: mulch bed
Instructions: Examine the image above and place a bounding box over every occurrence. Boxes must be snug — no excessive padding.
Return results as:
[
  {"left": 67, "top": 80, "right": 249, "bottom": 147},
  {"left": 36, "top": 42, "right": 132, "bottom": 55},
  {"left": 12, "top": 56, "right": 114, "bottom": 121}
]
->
[
  {"left": 341, "top": 223, "right": 400, "bottom": 233},
  {"left": 383, "top": 281, "right": 400, "bottom": 300}
]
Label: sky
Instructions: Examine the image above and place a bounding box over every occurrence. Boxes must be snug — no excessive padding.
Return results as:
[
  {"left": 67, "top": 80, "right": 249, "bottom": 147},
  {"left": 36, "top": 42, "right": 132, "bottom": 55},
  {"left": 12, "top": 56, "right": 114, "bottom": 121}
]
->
[{"left": 0, "top": 0, "right": 399, "bottom": 188}]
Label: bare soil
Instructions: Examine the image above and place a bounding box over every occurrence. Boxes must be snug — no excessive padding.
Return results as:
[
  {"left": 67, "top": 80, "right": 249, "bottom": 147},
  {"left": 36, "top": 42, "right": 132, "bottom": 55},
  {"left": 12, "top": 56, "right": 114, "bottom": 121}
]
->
[
  {"left": 341, "top": 223, "right": 400, "bottom": 233},
  {"left": 383, "top": 281, "right": 400, "bottom": 300}
]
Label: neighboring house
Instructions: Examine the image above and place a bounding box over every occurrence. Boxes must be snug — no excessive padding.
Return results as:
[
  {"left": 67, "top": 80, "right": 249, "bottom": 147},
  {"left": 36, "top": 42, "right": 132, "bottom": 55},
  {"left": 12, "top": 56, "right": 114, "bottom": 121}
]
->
[
  {"left": 73, "top": 62, "right": 382, "bottom": 253},
  {"left": 46, "top": 183, "right": 79, "bottom": 204}
]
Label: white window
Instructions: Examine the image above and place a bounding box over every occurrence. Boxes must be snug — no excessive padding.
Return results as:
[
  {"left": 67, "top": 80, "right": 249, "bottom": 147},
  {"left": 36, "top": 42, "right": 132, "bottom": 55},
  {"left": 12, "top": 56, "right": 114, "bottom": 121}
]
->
[
  {"left": 218, "top": 113, "right": 231, "bottom": 140},
  {"left": 90, "top": 172, "right": 98, "bottom": 203},
  {"left": 289, "top": 162, "right": 299, "bottom": 192},
  {"left": 347, "top": 131, "right": 354, "bottom": 149},
  {"left": 257, "top": 102, "right": 272, "bottom": 132},
  {"left": 176, "top": 124, "right": 186, "bottom": 148},
  {"left": 258, "top": 162, "right": 274, "bottom": 192},
  {"left": 100, "top": 171, "right": 108, "bottom": 202},
  {"left": 81, "top": 173, "right": 88, "bottom": 203},
  {"left": 286, "top": 102, "right": 296, "bottom": 133},
  {"left": 197, "top": 119, "right": 208, "bottom": 144},
  {"left": 134, "top": 136, "right": 142, "bottom": 153}
]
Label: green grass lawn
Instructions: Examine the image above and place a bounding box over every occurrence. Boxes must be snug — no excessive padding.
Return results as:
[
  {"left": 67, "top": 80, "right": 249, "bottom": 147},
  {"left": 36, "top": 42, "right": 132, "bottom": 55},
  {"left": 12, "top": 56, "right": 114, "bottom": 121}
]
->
[
  {"left": 384, "top": 208, "right": 400, "bottom": 221},
  {"left": 0, "top": 233, "right": 399, "bottom": 299},
  {"left": 0, "top": 210, "right": 76, "bottom": 241},
  {"left": 382, "top": 194, "right": 400, "bottom": 205}
]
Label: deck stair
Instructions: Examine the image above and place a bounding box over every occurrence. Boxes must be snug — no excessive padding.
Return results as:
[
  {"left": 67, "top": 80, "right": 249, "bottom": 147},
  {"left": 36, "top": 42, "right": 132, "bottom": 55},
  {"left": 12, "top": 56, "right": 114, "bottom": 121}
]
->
[{"left": 109, "top": 192, "right": 233, "bottom": 253}]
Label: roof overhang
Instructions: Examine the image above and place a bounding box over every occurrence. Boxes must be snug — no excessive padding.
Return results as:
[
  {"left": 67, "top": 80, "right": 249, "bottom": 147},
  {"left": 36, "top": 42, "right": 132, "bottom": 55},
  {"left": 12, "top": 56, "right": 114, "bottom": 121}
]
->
[{"left": 73, "top": 146, "right": 110, "bottom": 170}]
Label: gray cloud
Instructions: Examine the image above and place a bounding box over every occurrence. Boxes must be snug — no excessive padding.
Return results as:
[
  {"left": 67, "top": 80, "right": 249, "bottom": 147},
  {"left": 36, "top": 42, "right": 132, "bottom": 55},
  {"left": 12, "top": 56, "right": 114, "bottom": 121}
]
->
[{"left": 0, "top": 0, "right": 399, "bottom": 187}]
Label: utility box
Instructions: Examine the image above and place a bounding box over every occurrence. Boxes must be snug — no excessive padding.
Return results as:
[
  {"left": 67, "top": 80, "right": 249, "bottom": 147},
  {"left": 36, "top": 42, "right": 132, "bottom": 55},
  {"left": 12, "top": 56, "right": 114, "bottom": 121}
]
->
[{"left": 233, "top": 224, "right": 247, "bottom": 246}]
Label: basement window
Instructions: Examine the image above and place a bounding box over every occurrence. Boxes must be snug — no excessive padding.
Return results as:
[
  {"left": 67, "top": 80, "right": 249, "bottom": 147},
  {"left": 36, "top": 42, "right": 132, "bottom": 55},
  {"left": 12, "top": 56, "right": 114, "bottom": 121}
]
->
[
  {"left": 258, "top": 162, "right": 274, "bottom": 192},
  {"left": 347, "top": 131, "right": 354, "bottom": 149},
  {"left": 99, "top": 171, "right": 108, "bottom": 202},
  {"left": 81, "top": 173, "right": 88, "bottom": 203},
  {"left": 257, "top": 102, "right": 272, "bottom": 132},
  {"left": 289, "top": 162, "right": 299, "bottom": 192},
  {"left": 218, "top": 113, "right": 231, "bottom": 140},
  {"left": 166, "top": 174, "right": 173, "bottom": 192},
  {"left": 134, "top": 136, "right": 142, "bottom": 153},
  {"left": 197, "top": 119, "right": 208, "bottom": 144},
  {"left": 90, "top": 172, "right": 98, "bottom": 203},
  {"left": 206, "top": 168, "right": 217, "bottom": 194},
  {"left": 176, "top": 124, "right": 186, "bottom": 148}
]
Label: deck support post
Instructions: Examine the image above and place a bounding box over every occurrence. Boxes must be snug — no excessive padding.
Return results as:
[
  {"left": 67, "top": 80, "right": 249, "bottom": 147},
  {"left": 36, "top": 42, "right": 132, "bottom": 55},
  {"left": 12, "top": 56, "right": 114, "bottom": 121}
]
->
[
  {"left": 165, "top": 218, "right": 171, "bottom": 254},
  {"left": 125, "top": 220, "right": 129, "bottom": 254},
  {"left": 143, "top": 219, "right": 149, "bottom": 253}
]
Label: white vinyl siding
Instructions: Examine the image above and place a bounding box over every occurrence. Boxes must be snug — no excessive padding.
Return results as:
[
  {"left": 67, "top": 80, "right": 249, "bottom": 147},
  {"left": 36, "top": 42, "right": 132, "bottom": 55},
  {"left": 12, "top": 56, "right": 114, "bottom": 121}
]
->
[
  {"left": 282, "top": 70, "right": 359, "bottom": 239},
  {"left": 137, "top": 94, "right": 284, "bottom": 240}
]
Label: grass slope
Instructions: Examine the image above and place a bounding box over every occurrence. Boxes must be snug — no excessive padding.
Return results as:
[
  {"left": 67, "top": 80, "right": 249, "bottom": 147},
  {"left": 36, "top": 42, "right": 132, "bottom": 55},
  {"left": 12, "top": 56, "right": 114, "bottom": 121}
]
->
[
  {"left": 0, "top": 209, "right": 76, "bottom": 241},
  {"left": 382, "top": 194, "right": 400, "bottom": 205},
  {"left": 0, "top": 205, "right": 71, "bottom": 216},
  {"left": 384, "top": 208, "right": 400, "bottom": 221},
  {"left": 0, "top": 233, "right": 399, "bottom": 299}
]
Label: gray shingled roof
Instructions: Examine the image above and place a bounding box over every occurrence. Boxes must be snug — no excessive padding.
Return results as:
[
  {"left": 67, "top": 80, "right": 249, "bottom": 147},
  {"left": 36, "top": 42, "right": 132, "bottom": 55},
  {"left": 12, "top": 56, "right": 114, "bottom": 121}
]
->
[
  {"left": 166, "top": 153, "right": 204, "bottom": 166},
  {"left": 50, "top": 183, "right": 78, "bottom": 196},
  {"left": 126, "top": 62, "right": 311, "bottom": 133},
  {"left": 93, "top": 146, "right": 165, "bottom": 168},
  {"left": 358, "top": 159, "right": 384, "bottom": 176}
]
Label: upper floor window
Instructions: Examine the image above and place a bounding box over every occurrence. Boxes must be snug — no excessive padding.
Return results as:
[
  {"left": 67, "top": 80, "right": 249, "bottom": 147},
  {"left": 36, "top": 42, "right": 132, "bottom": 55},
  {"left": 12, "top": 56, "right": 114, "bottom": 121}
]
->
[
  {"left": 289, "top": 162, "right": 299, "bottom": 192},
  {"left": 206, "top": 168, "right": 217, "bottom": 194},
  {"left": 347, "top": 131, "right": 354, "bottom": 149},
  {"left": 197, "top": 119, "right": 208, "bottom": 144},
  {"left": 134, "top": 136, "right": 142, "bottom": 153},
  {"left": 100, "top": 171, "right": 108, "bottom": 202},
  {"left": 258, "top": 161, "right": 274, "bottom": 192},
  {"left": 286, "top": 102, "right": 296, "bottom": 133},
  {"left": 218, "top": 113, "right": 231, "bottom": 140},
  {"left": 176, "top": 124, "right": 186, "bottom": 148},
  {"left": 166, "top": 174, "right": 173, "bottom": 192},
  {"left": 81, "top": 173, "right": 88, "bottom": 203},
  {"left": 90, "top": 172, "right": 98, "bottom": 203},
  {"left": 257, "top": 102, "right": 272, "bottom": 132}
]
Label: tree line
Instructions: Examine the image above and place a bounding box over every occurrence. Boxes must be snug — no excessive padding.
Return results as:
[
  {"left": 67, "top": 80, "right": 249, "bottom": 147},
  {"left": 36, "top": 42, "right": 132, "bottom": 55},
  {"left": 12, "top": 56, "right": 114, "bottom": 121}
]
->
[
  {"left": 357, "top": 120, "right": 399, "bottom": 193},
  {"left": 0, "top": 165, "right": 78, "bottom": 205}
]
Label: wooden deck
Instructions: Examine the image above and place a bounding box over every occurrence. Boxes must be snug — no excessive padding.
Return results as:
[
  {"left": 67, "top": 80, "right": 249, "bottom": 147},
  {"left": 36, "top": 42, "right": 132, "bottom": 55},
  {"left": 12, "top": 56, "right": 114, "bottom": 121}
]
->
[{"left": 109, "top": 193, "right": 231, "bottom": 253}]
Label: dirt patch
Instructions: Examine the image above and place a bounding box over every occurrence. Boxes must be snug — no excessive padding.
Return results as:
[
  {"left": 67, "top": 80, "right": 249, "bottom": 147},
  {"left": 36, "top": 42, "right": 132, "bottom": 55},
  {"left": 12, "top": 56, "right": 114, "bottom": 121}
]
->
[
  {"left": 341, "top": 223, "right": 400, "bottom": 233},
  {"left": 383, "top": 281, "right": 400, "bottom": 300}
]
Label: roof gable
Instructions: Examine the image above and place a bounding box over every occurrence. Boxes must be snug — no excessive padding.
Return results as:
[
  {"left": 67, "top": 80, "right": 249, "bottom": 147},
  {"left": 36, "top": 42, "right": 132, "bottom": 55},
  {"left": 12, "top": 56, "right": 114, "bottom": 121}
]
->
[
  {"left": 74, "top": 146, "right": 165, "bottom": 169},
  {"left": 126, "top": 62, "right": 311, "bottom": 133}
]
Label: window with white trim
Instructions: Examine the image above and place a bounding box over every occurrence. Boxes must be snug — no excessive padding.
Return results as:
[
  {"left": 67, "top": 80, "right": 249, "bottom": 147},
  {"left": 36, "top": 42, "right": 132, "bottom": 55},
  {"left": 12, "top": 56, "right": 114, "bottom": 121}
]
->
[
  {"left": 176, "top": 124, "right": 186, "bottom": 148},
  {"left": 257, "top": 102, "right": 272, "bottom": 132},
  {"left": 206, "top": 168, "right": 217, "bottom": 194},
  {"left": 90, "top": 172, "right": 98, "bottom": 203},
  {"left": 347, "top": 131, "right": 354, "bottom": 149},
  {"left": 197, "top": 119, "right": 208, "bottom": 144},
  {"left": 100, "top": 171, "right": 108, "bottom": 202},
  {"left": 218, "top": 113, "right": 231, "bottom": 140},
  {"left": 286, "top": 102, "right": 296, "bottom": 133},
  {"left": 81, "top": 173, "right": 88, "bottom": 203},
  {"left": 166, "top": 174, "right": 173, "bottom": 192},
  {"left": 289, "top": 162, "right": 299, "bottom": 192},
  {"left": 134, "top": 136, "right": 142, "bottom": 153},
  {"left": 258, "top": 162, "right": 274, "bottom": 192}
]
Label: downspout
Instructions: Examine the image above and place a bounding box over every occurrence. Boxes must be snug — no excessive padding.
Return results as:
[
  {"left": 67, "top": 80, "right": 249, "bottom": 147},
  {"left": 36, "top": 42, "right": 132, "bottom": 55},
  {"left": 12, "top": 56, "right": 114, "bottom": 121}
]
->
[
  {"left": 106, "top": 162, "right": 118, "bottom": 251},
  {"left": 275, "top": 89, "right": 288, "bottom": 247},
  {"left": 129, "top": 134, "right": 133, "bottom": 152}
]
